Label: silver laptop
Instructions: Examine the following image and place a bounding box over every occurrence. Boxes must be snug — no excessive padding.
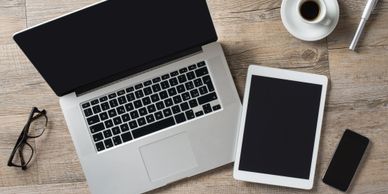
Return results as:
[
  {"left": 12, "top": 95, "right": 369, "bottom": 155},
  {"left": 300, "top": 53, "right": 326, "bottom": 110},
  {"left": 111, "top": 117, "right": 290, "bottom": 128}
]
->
[{"left": 13, "top": 0, "right": 241, "bottom": 193}]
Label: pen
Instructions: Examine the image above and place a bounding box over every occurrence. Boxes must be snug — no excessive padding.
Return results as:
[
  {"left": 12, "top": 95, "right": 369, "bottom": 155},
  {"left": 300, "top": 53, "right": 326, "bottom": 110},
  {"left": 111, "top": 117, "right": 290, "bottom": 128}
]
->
[{"left": 349, "top": 0, "right": 379, "bottom": 51}]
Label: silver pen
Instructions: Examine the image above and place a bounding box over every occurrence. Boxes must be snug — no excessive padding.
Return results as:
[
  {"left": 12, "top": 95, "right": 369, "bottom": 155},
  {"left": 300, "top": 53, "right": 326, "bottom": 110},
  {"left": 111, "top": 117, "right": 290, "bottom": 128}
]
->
[{"left": 349, "top": 0, "right": 379, "bottom": 51}]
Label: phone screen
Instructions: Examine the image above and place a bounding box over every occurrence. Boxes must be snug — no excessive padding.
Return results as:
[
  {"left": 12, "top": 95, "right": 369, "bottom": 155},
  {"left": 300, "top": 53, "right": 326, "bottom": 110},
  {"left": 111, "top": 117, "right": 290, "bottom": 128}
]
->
[{"left": 322, "top": 129, "right": 369, "bottom": 191}]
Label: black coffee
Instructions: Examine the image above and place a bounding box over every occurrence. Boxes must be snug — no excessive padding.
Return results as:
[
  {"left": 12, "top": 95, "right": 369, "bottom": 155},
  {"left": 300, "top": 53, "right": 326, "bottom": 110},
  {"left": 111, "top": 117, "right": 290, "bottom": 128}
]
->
[{"left": 300, "top": 1, "right": 320, "bottom": 21}]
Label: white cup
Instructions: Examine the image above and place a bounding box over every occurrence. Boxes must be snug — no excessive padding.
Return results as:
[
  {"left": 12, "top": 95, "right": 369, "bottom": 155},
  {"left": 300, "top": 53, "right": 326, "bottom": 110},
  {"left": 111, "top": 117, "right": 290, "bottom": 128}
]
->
[{"left": 297, "top": 0, "right": 332, "bottom": 26}]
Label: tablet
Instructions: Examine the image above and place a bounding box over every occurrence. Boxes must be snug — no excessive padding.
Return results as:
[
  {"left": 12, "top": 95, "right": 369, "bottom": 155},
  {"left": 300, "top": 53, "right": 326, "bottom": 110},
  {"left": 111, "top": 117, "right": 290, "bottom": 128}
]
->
[{"left": 233, "top": 65, "right": 328, "bottom": 190}]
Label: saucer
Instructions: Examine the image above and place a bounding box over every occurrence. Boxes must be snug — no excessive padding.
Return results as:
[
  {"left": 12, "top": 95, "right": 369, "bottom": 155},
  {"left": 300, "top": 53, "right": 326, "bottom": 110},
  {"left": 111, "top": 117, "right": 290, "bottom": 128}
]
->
[{"left": 280, "top": 0, "right": 339, "bottom": 41}]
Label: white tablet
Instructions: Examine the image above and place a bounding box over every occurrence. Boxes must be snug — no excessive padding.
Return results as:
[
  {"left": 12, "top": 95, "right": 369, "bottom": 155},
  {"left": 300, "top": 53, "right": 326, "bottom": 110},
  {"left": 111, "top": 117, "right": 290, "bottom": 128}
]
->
[{"left": 233, "top": 65, "right": 328, "bottom": 190}]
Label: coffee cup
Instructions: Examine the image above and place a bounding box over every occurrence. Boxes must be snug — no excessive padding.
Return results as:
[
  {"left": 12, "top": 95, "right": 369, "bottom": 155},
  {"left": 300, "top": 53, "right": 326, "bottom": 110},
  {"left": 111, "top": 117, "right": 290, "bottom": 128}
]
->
[{"left": 297, "top": 0, "right": 332, "bottom": 26}]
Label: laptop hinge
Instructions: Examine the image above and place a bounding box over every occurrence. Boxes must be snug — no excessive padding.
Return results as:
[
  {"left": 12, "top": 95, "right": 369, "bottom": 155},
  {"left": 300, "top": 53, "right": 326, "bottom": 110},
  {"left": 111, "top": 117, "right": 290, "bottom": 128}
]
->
[{"left": 74, "top": 46, "right": 202, "bottom": 96}]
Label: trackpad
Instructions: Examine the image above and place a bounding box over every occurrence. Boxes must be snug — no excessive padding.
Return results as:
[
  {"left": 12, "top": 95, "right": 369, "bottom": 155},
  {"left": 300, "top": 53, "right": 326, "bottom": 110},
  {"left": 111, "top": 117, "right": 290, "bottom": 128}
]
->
[{"left": 140, "top": 133, "right": 198, "bottom": 181}]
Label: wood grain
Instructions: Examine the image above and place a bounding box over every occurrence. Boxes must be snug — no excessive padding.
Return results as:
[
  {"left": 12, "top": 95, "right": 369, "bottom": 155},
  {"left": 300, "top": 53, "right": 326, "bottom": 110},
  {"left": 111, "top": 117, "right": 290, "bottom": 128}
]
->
[{"left": 0, "top": 0, "right": 387, "bottom": 193}]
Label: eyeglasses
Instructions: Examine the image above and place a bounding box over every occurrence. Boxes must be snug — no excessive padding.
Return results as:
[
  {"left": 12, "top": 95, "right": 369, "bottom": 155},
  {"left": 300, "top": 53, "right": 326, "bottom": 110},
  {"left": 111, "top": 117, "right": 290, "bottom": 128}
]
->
[{"left": 7, "top": 107, "right": 48, "bottom": 170}]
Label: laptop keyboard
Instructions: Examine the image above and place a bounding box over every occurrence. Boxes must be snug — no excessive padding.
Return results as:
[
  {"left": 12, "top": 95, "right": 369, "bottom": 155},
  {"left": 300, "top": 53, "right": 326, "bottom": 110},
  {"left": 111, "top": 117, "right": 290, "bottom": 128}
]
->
[{"left": 81, "top": 61, "right": 222, "bottom": 152}]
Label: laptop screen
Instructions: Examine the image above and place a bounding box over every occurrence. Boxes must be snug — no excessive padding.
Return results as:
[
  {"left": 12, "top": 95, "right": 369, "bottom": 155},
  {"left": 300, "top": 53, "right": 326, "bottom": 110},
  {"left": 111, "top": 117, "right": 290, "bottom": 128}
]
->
[{"left": 14, "top": 0, "right": 217, "bottom": 96}]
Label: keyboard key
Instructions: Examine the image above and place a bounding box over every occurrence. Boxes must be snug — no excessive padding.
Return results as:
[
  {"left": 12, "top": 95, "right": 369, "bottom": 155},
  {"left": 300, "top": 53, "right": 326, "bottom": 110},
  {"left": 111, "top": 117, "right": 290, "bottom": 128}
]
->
[
  {"left": 156, "top": 101, "right": 165, "bottom": 110},
  {"left": 172, "top": 105, "right": 181, "bottom": 114},
  {"left": 202, "top": 75, "right": 214, "bottom": 91},
  {"left": 120, "top": 123, "right": 129, "bottom": 132},
  {"left": 104, "top": 139, "right": 113, "bottom": 149},
  {"left": 99, "top": 112, "right": 109, "bottom": 121},
  {"left": 82, "top": 102, "right": 90, "bottom": 108},
  {"left": 142, "top": 97, "right": 151, "bottom": 106},
  {"left": 195, "top": 67, "right": 208, "bottom": 77},
  {"left": 185, "top": 81, "right": 194, "bottom": 90},
  {"left": 108, "top": 109, "right": 117, "bottom": 117},
  {"left": 174, "top": 113, "right": 186, "bottom": 124},
  {"left": 173, "top": 95, "right": 182, "bottom": 104},
  {"left": 197, "top": 61, "right": 206, "bottom": 67},
  {"left": 104, "top": 120, "right": 114, "bottom": 128},
  {"left": 178, "top": 75, "right": 187, "bottom": 83},
  {"left": 152, "top": 84, "right": 161, "bottom": 92},
  {"left": 121, "top": 132, "right": 133, "bottom": 142},
  {"left": 125, "top": 103, "right": 134, "bottom": 111},
  {"left": 144, "top": 80, "right": 152, "bottom": 86},
  {"left": 203, "top": 103, "right": 212, "bottom": 114},
  {"left": 121, "top": 113, "right": 131, "bottom": 122},
  {"left": 155, "top": 111, "right": 163, "bottom": 120},
  {"left": 163, "top": 108, "right": 172, "bottom": 117},
  {"left": 103, "top": 130, "right": 112, "bottom": 138},
  {"left": 188, "top": 64, "right": 196, "bottom": 70},
  {"left": 159, "top": 91, "right": 168, "bottom": 99},
  {"left": 101, "top": 102, "right": 110, "bottom": 110},
  {"left": 90, "top": 123, "right": 105, "bottom": 133},
  {"left": 144, "top": 87, "right": 152, "bottom": 95},
  {"left": 170, "top": 71, "right": 179, "bottom": 77},
  {"left": 109, "top": 99, "right": 119, "bottom": 108},
  {"left": 108, "top": 93, "right": 117, "bottom": 99},
  {"left": 180, "top": 102, "right": 189, "bottom": 111},
  {"left": 153, "top": 77, "right": 161, "bottom": 83},
  {"left": 118, "top": 96, "right": 127, "bottom": 104},
  {"left": 126, "top": 93, "right": 135, "bottom": 101},
  {"left": 190, "top": 89, "right": 199, "bottom": 98},
  {"left": 194, "top": 78, "right": 203, "bottom": 87},
  {"left": 96, "top": 142, "right": 105, "bottom": 151},
  {"left": 160, "top": 80, "right": 170, "bottom": 89},
  {"left": 130, "top": 110, "right": 139, "bottom": 119},
  {"left": 113, "top": 116, "right": 122, "bottom": 125},
  {"left": 182, "top": 92, "right": 190, "bottom": 101},
  {"left": 177, "top": 85, "right": 185, "bottom": 93},
  {"left": 112, "top": 127, "right": 121, "bottom": 135},
  {"left": 198, "top": 92, "right": 218, "bottom": 105},
  {"left": 179, "top": 67, "right": 188, "bottom": 74},
  {"left": 93, "top": 132, "right": 104, "bottom": 142},
  {"left": 137, "top": 117, "right": 146, "bottom": 126},
  {"left": 134, "top": 100, "right": 142, "bottom": 108},
  {"left": 169, "top": 77, "right": 178, "bottom": 86},
  {"left": 91, "top": 100, "right": 99, "bottom": 106},
  {"left": 92, "top": 105, "right": 101, "bottom": 114},
  {"left": 162, "top": 74, "right": 170, "bottom": 80},
  {"left": 128, "top": 121, "right": 138, "bottom": 129},
  {"left": 186, "top": 71, "right": 196, "bottom": 80},
  {"left": 112, "top": 136, "right": 122, "bottom": 145},
  {"left": 87, "top": 115, "right": 100, "bottom": 125},
  {"left": 135, "top": 83, "right": 143, "bottom": 89},
  {"left": 146, "top": 114, "right": 155, "bottom": 123},
  {"left": 125, "top": 86, "right": 134, "bottom": 93},
  {"left": 135, "top": 90, "right": 144, "bottom": 98},
  {"left": 151, "top": 94, "right": 159, "bottom": 102},
  {"left": 164, "top": 98, "right": 173, "bottom": 107},
  {"left": 84, "top": 108, "right": 93, "bottom": 117},
  {"left": 99, "top": 96, "right": 108, "bottom": 102},
  {"left": 213, "top": 104, "right": 221, "bottom": 111},
  {"left": 189, "top": 99, "right": 198, "bottom": 108},
  {"left": 168, "top": 88, "right": 177, "bottom": 96},
  {"left": 195, "top": 111, "right": 204, "bottom": 117},
  {"left": 116, "top": 106, "right": 126, "bottom": 114},
  {"left": 132, "top": 116, "right": 175, "bottom": 139},
  {"left": 147, "top": 104, "right": 156, "bottom": 113},
  {"left": 199, "top": 86, "right": 208, "bottom": 95},
  {"left": 139, "top": 107, "right": 147, "bottom": 116},
  {"left": 117, "top": 90, "right": 125, "bottom": 96},
  {"left": 185, "top": 110, "right": 195, "bottom": 120}
]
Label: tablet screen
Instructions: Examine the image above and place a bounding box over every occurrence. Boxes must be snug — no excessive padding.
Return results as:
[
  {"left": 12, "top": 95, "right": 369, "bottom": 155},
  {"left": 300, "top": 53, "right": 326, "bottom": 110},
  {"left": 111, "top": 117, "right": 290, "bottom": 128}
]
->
[{"left": 238, "top": 75, "right": 323, "bottom": 179}]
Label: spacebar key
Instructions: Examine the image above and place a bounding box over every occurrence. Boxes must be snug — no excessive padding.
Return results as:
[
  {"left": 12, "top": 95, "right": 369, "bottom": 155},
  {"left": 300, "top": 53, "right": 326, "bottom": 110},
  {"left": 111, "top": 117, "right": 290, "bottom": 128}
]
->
[
  {"left": 198, "top": 92, "right": 217, "bottom": 105},
  {"left": 132, "top": 116, "right": 176, "bottom": 139}
]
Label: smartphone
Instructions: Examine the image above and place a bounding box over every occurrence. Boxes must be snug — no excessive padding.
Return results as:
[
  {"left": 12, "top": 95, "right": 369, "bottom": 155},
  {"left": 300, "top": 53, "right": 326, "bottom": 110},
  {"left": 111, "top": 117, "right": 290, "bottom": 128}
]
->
[{"left": 322, "top": 129, "right": 369, "bottom": 191}]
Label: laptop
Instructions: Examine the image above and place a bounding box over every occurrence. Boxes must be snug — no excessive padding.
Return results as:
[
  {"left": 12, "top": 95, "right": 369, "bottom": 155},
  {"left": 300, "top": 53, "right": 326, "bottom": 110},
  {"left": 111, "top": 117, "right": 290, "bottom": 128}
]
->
[{"left": 13, "top": 0, "right": 241, "bottom": 193}]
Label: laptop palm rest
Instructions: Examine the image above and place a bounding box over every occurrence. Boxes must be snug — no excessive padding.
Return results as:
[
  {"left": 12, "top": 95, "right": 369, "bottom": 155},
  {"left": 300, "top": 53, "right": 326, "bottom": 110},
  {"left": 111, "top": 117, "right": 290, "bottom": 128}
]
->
[{"left": 140, "top": 132, "right": 198, "bottom": 182}]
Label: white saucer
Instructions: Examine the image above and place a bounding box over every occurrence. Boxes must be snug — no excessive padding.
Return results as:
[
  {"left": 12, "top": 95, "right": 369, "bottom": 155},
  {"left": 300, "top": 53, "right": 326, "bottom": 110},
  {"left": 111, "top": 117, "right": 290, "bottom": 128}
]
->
[{"left": 281, "top": 0, "right": 339, "bottom": 41}]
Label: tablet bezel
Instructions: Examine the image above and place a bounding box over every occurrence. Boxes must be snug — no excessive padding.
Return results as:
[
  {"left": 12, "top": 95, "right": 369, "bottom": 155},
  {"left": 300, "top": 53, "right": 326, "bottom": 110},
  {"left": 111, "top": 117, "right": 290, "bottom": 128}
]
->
[{"left": 233, "top": 65, "right": 328, "bottom": 190}]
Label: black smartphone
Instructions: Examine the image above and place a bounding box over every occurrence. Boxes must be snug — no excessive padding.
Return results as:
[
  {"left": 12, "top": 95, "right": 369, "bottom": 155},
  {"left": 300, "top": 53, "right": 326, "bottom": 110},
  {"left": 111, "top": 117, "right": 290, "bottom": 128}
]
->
[{"left": 322, "top": 129, "right": 369, "bottom": 191}]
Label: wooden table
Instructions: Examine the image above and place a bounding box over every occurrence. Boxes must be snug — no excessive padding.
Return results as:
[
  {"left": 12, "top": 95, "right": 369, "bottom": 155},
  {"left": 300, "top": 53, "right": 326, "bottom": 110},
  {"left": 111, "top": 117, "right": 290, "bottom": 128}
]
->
[{"left": 1, "top": 0, "right": 387, "bottom": 193}]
